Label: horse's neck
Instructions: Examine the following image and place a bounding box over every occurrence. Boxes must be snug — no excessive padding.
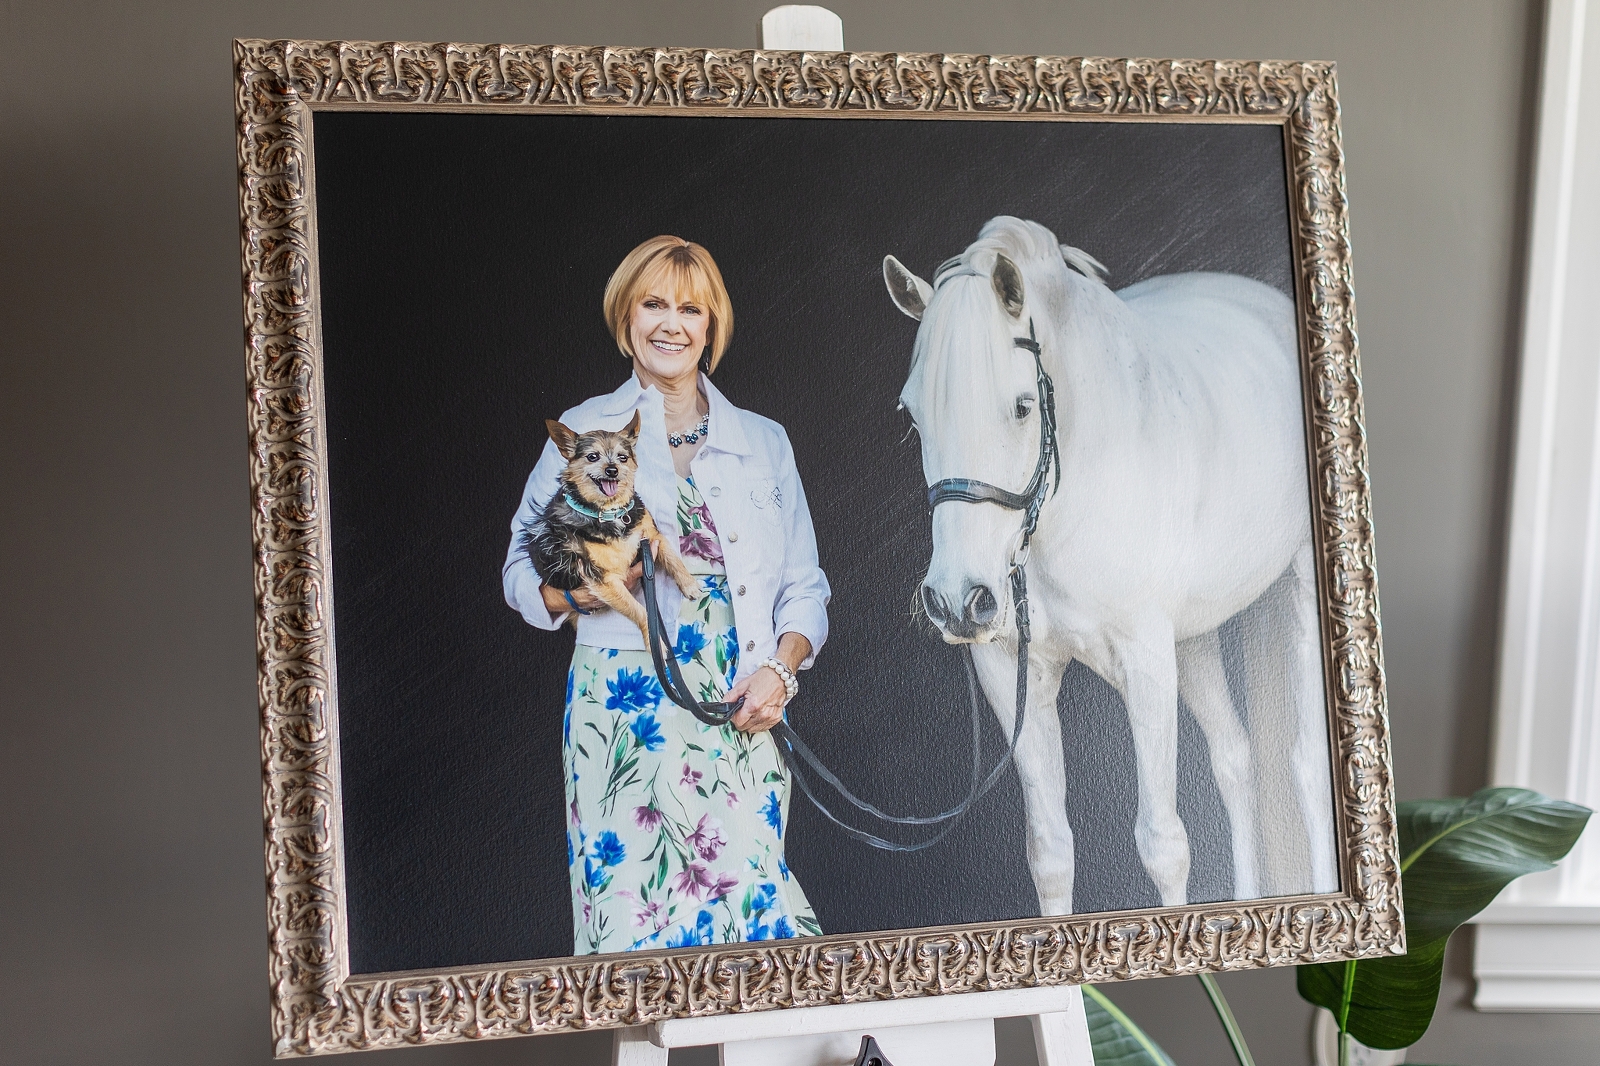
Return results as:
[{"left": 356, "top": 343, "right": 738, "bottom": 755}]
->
[{"left": 1045, "top": 278, "right": 1146, "bottom": 454}]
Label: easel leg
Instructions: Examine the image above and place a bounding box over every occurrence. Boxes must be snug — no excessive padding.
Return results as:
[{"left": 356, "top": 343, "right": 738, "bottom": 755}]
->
[
  {"left": 612, "top": 1025, "right": 668, "bottom": 1066},
  {"left": 1029, "top": 987, "right": 1094, "bottom": 1066}
]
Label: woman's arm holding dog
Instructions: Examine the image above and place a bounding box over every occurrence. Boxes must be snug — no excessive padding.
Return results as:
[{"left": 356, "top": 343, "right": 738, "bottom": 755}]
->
[{"left": 506, "top": 441, "right": 626, "bottom": 625}]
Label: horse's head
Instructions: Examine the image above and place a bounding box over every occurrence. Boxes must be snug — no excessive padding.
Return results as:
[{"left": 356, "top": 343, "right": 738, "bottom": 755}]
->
[{"left": 883, "top": 217, "right": 1105, "bottom": 644}]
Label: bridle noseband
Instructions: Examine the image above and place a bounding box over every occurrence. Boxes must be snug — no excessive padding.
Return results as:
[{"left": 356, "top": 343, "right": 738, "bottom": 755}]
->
[{"left": 636, "top": 318, "right": 1061, "bottom": 852}]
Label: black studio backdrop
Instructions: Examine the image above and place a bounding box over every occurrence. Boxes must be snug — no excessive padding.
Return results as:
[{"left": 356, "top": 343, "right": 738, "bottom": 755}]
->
[{"left": 312, "top": 111, "right": 1296, "bottom": 975}]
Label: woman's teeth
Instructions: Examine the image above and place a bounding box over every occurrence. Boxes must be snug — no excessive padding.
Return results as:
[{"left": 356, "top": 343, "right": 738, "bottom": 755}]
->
[{"left": 652, "top": 340, "right": 686, "bottom": 352}]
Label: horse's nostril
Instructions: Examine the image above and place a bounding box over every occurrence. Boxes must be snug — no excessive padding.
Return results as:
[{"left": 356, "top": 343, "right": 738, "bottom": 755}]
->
[
  {"left": 921, "top": 584, "right": 949, "bottom": 623},
  {"left": 965, "top": 585, "right": 998, "bottom": 625}
]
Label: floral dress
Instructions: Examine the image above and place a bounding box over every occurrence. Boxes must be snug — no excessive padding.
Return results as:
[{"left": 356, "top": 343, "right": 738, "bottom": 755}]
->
[{"left": 562, "top": 477, "right": 821, "bottom": 955}]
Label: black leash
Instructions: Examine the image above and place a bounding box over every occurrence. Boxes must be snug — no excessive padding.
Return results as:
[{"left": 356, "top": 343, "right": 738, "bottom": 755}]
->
[{"left": 638, "top": 318, "right": 1058, "bottom": 852}]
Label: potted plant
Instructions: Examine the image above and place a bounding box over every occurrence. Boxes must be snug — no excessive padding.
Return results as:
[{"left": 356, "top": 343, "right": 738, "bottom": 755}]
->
[{"left": 1084, "top": 787, "right": 1592, "bottom": 1066}]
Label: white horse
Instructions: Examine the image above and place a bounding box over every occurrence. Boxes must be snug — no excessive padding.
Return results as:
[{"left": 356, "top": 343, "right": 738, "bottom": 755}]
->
[{"left": 882, "top": 216, "right": 1337, "bottom": 914}]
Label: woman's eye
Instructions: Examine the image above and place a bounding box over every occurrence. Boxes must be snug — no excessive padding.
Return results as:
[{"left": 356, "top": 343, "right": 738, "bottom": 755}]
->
[{"left": 682, "top": 305, "right": 701, "bottom": 315}]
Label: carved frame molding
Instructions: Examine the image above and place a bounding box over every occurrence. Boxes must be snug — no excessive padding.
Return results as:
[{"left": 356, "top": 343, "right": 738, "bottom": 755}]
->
[{"left": 236, "top": 39, "right": 1399, "bottom": 1058}]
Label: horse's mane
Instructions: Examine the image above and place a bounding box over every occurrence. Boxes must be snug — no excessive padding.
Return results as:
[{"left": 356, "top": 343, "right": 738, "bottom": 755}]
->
[{"left": 931, "top": 216, "right": 1109, "bottom": 291}]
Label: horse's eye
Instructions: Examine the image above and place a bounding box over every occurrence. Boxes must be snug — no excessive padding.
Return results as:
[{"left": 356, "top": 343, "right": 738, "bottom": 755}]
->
[
  {"left": 586, "top": 452, "right": 600, "bottom": 462},
  {"left": 1015, "top": 397, "right": 1035, "bottom": 419}
]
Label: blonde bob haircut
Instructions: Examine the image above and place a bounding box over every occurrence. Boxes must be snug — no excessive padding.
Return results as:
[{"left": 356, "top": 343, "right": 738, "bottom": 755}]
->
[{"left": 603, "top": 236, "right": 734, "bottom": 373}]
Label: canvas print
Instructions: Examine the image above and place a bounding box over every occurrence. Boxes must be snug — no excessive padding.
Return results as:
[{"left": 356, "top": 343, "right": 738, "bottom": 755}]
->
[
  {"left": 239, "top": 41, "right": 1398, "bottom": 1056},
  {"left": 311, "top": 110, "right": 1336, "bottom": 970}
]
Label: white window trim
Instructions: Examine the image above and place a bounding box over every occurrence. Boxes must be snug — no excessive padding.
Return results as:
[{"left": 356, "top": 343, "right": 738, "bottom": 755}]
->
[{"left": 1474, "top": 0, "right": 1600, "bottom": 1013}]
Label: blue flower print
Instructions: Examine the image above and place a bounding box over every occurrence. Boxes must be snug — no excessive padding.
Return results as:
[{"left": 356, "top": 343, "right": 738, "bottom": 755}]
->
[
  {"left": 567, "top": 834, "right": 575, "bottom": 867},
  {"left": 630, "top": 714, "right": 665, "bottom": 752},
  {"left": 606, "top": 667, "right": 663, "bottom": 714},
  {"left": 673, "top": 623, "right": 708, "bottom": 665},
  {"left": 565, "top": 667, "right": 575, "bottom": 706},
  {"left": 584, "top": 857, "right": 609, "bottom": 891},
  {"left": 594, "top": 831, "right": 626, "bottom": 867},
  {"left": 666, "top": 909, "right": 716, "bottom": 948},
  {"left": 746, "top": 916, "right": 772, "bottom": 941},
  {"left": 778, "top": 858, "right": 790, "bottom": 882},
  {"left": 749, "top": 882, "right": 777, "bottom": 915},
  {"left": 703, "top": 576, "right": 731, "bottom": 604},
  {"left": 760, "top": 791, "right": 783, "bottom": 837},
  {"left": 772, "top": 916, "right": 794, "bottom": 940}
]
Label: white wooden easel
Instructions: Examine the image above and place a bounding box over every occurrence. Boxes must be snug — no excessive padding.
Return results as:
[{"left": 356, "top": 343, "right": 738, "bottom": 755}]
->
[
  {"left": 604, "top": 9, "right": 1099, "bottom": 1064},
  {"left": 610, "top": 984, "right": 1093, "bottom": 1066}
]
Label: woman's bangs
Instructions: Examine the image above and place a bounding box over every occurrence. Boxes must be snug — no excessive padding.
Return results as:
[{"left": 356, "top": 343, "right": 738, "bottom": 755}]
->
[{"left": 638, "top": 255, "right": 715, "bottom": 309}]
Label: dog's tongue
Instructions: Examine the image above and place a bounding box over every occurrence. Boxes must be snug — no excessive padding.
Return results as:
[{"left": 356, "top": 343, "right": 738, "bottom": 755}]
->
[{"left": 599, "top": 479, "right": 618, "bottom": 497}]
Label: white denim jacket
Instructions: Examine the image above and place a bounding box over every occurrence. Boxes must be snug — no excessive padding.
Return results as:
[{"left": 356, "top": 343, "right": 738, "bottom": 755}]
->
[{"left": 503, "top": 373, "right": 830, "bottom": 679}]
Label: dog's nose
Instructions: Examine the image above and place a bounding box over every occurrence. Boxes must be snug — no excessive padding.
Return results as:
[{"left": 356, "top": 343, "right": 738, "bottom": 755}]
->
[
  {"left": 921, "top": 584, "right": 952, "bottom": 627},
  {"left": 963, "top": 584, "right": 998, "bottom": 627},
  {"left": 604, "top": 464, "right": 618, "bottom": 477}
]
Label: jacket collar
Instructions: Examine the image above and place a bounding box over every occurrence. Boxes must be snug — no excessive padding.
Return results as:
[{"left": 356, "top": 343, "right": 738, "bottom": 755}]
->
[{"left": 597, "top": 372, "right": 753, "bottom": 457}]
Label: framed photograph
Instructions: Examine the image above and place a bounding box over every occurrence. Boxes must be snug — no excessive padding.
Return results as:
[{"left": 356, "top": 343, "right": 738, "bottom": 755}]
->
[{"left": 237, "top": 39, "right": 1401, "bottom": 1057}]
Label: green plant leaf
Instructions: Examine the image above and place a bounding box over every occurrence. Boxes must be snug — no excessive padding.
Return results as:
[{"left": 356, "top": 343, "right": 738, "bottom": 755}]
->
[
  {"left": 1084, "top": 986, "right": 1176, "bottom": 1066},
  {"left": 1299, "top": 787, "right": 1590, "bottom": 1049}
]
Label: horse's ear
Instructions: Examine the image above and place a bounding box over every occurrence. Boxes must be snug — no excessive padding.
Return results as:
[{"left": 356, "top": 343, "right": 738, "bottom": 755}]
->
[
  {"left": 991, "top": 254, "right": 1025, "bottom": 319},
  {"left": 883, "top": 255, "right": 932, "bottom": 321}
]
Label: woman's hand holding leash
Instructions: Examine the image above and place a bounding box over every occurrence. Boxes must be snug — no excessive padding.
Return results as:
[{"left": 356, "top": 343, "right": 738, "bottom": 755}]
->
[{"left": 728, "top": 633, "right": 810, "bottom": 734}]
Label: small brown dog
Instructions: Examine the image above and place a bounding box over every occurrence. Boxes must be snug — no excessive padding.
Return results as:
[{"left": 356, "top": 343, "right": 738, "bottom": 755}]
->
[{"left": 522, "top": 411, "right": 698, "bottom": 636}]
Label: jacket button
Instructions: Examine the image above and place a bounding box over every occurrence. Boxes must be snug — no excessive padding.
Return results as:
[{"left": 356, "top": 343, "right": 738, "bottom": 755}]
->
[
  {"left": 746, "top": 640, "right": 755, "bottom": 651},
  {"left": 738, "top": 585, "right": 746, "bottom": 596},
  {"left": 727, "top": 532, "right": 738, "bottom": 543},
  {"left": 709, "top": 486, "right": 721, "bottom": 496}
]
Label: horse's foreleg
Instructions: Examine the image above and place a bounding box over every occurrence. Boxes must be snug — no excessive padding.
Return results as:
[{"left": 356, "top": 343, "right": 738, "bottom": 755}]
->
[
  {"left": 1289, "top": 545, "right": 1338, "bottom": 893},
  {"left": 971, "top": 641, "right": 1074, "bottom": 916},
  {"left": 1176, "top": 630, "right": 1260, "bottom": 900},
  {"left": 1114, "top": 626, "right": 1190, "bottom": 907}
]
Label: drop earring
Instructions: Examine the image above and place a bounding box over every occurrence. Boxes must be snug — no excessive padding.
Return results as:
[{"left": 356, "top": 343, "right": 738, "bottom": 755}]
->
[{"left": 699, "top": 346, "right": 712, "bottom": 374}]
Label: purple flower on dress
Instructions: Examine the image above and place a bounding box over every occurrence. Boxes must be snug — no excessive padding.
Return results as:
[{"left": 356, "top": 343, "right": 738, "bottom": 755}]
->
[
  {"left": 673, "top": 862, "right": 715, "bottom": 899},
  {"left": 633, "top": 804, "right": 664, "bottom": 832},
  {"left": 680, "top": 527, "right": 723, "bottom": 563},
  {"left": 680, "top": 763, "right": 703, "bottom": 790},
  {"left": 686, "top": 814, "right": 726, "bottom": 862},
  {"left": 709, "top": 871, "right": 740, "bottom": 900}
]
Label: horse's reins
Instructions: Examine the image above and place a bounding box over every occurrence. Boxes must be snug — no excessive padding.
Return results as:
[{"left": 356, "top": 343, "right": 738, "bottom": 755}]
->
[{"left": 639, "top": 318, "right": 1059, "bottom": 851}]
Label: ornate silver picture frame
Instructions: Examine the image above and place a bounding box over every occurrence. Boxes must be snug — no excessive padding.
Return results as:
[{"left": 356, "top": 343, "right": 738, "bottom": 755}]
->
[{"left": 236, "top": 38, "right": 1400, "bottom": 1058}]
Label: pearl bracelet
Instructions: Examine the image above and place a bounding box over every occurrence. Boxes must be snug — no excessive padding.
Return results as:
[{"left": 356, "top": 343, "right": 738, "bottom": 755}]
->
[{"left": 761, "top": 656, "right": 799, "bottom": 704}]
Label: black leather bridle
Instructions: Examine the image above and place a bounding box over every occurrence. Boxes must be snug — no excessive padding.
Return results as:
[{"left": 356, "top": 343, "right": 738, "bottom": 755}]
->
[{"left": 638, "top": 318, "right": 1060, "bottom": 852}]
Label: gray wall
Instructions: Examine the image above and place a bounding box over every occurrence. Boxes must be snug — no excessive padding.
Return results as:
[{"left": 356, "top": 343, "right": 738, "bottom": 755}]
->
[{"left": 4, "top": 1, "right": 1595, "bottom": 1063}]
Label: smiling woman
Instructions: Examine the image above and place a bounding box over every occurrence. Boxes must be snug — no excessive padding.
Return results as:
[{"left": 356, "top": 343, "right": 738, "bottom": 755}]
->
[{"left": 501, "top": 235, "right": 832, "bottom": 954}]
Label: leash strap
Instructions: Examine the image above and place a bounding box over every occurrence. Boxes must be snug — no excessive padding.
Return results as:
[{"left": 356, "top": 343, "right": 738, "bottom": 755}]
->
[{"left": 634, "top": 318, "right": 1056, "bottom": 852}]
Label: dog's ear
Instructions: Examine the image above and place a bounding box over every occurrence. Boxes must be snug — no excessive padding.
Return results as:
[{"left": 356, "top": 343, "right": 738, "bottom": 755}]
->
[
  {"left": 883, "top": 255, "right": 931, "bottom": 321},
  {"left": 546, "top": 420, "right": 578, "bottom": 460},
  {"left": 620, "top": 410, "right": 641, "bottom": 443}
]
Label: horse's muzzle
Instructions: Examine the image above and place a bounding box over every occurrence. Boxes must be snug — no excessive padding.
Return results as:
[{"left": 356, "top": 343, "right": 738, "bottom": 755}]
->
[{"left": 922, "top": 582, "right": 999, "bottom": 641}]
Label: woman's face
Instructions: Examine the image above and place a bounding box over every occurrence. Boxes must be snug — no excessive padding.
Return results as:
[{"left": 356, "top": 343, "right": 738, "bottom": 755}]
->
[{"left": 628, "top": 282, "right": 710, "bottom": 386}]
